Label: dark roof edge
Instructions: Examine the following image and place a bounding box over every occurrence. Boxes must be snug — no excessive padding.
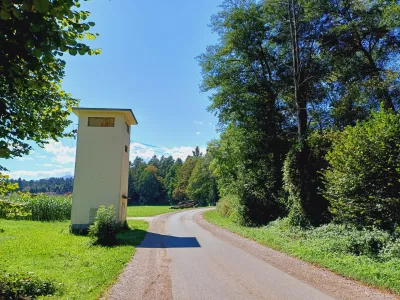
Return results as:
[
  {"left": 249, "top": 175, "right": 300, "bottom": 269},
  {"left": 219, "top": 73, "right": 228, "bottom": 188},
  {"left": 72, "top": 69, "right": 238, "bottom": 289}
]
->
[{"left": 72, "top": 107, "right": 138, "bottom": 125}]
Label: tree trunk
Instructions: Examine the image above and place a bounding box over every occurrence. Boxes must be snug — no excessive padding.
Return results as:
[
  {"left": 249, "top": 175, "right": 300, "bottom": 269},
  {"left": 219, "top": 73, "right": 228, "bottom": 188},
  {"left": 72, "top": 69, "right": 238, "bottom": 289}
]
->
[{"left": 288, "top": 0, "right": 307, "bottom": 142}]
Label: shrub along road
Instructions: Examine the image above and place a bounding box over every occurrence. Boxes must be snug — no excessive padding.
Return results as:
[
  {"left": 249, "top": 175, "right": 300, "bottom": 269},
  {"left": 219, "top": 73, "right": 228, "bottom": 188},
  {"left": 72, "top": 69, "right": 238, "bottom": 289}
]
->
[{"left": 106, "top": 209, "right": 395, "bottom": 300}]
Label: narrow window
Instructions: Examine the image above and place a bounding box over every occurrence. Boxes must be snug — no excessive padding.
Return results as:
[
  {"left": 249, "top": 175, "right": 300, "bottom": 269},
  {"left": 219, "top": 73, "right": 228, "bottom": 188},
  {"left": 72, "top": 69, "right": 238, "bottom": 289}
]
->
[
  {"left": 125, "top": 145, "right": 128, "bottom": 153},
  {"left": 88, "top": 117, "right": 115, "bottom": 127},
  {"left": 126, "top": 123, "right": 130, "bottom": 133}
]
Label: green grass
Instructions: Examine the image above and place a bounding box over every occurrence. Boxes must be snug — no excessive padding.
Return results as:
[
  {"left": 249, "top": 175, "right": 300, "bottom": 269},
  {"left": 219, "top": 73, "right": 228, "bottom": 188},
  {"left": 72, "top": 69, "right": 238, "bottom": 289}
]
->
[
  {"left": 0, "top": 219, "right": 149, "bottom": 299},
  {"left": 204, "top": 210, "right": 400, "bottom": 294},
  {"left": 127, "top": 205, "right": 174, "bottom": 217}
]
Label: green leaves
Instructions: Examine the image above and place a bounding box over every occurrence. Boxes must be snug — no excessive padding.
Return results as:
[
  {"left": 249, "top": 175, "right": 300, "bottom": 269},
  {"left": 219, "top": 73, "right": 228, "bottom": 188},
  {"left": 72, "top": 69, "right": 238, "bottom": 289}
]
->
[
  {"left": 0, "top": 0, "right": 100, "bottom": 167},
  {"left": 0, "top": 9, "right": 10, "bottom": 20},
  {"left": 324, "top": 110, "right": 400, "bottom": 231},
  {"left": 34, "top": 0, "right": 49, "bottom": 13},
  {"left": 68, "top": 48, "right": 77, "bottom": 56},
  {"left": 0, "top": 174, "right": 18, "bottom": 196}
]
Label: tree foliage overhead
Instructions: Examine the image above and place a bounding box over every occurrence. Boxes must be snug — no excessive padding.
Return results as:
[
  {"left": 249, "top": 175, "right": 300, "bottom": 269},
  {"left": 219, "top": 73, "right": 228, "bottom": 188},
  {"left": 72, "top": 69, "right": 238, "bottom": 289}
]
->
[{"left": 0, "top": 0, "right": 100, "bottom": 168}]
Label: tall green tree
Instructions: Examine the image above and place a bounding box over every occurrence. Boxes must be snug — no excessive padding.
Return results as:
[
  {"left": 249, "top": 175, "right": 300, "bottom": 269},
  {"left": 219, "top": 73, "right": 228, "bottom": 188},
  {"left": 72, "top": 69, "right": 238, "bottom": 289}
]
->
[
  {"left": 187, "top": 153, "right": 218, "bottom": 206},
  {"left": 199, "top": 0, "right": 288, "bottom": 225},
  {"left": 128, "top": 157, "right": 147, "bottom": 203},
  {"left": 164, "top": 158, "right": 183, "bottom": 204},
  {"left": 172, "top": 156, "right": 198, "bottom": 202},
  {"left": 0, "top": 0, "right": 100, "bottom": 169},
  {"left": 158, "top": 155, "right": 175, "bottom": 178},
  {"left": 138, "top": 165, "right": 165, "bottom": 204},
  {"left": 192, "top": 146, "right": 203, "bottom": 157},
  {"left": 264, "top": 0, "right": 332, "bottom": 225},
  {"left": 148, "top": 155, "right": 160, "bottom": 169}
]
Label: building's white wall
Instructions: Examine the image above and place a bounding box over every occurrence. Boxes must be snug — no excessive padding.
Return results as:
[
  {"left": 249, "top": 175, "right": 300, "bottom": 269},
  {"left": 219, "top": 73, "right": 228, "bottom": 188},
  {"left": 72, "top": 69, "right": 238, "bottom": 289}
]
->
[
  {"left": 71, "top": 111, "right": 127, "bottom": 225},
  {"left": 119, "top": 121, "right": 131, "bottom": 221}
]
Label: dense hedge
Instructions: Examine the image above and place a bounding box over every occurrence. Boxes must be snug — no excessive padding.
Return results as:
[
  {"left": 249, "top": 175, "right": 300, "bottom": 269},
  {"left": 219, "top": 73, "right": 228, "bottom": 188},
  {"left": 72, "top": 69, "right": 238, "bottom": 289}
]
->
[{"left": 324, "top": 110, "right": 400, "bottom": 231}]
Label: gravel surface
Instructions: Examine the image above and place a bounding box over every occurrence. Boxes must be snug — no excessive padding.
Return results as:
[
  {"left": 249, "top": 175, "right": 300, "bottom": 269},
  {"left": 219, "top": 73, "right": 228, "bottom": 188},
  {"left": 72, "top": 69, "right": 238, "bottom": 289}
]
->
[{"left": 105, "top": 209, "right": 398, "bottom": 300}]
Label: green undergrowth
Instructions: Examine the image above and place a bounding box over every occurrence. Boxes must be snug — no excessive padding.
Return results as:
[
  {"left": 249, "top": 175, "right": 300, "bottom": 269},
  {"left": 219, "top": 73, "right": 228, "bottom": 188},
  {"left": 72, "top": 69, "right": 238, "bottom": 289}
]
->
[
  {"left": 204, "top": 210, "right": 400, "bottom": 294},
  {"left": 0, "top": 219, "right": 148, "bottom": 299}
]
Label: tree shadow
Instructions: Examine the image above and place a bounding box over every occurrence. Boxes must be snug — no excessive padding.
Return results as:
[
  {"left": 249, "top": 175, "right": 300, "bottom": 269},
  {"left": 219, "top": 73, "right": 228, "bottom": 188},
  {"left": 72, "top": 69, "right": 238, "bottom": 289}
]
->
[{"left": 118, "top": 229, "right": 201, "bottom": 248}]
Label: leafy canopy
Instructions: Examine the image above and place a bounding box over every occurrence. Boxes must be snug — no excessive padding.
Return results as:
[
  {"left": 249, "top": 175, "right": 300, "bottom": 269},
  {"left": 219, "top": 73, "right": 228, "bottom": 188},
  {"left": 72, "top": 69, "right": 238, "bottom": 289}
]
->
[{"left": 0, "top": 0, "right": 100, "bottom": 169}]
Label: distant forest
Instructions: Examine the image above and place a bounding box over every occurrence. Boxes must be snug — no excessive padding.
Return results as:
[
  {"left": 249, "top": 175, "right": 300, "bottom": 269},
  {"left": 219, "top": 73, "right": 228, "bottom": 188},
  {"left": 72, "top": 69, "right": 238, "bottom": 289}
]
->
[
  {"left": 11, "top": 177, "right": 73, "bottom": 194},
  {"left": 128, "top": 147, "right": 218, "bottom": 206}
]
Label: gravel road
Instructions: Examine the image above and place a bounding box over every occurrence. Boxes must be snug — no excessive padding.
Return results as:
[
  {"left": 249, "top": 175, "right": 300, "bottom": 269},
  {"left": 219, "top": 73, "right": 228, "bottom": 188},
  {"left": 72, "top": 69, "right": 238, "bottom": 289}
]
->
[{"left": 106, "top": 209, "right": 397, "bottom": 300}]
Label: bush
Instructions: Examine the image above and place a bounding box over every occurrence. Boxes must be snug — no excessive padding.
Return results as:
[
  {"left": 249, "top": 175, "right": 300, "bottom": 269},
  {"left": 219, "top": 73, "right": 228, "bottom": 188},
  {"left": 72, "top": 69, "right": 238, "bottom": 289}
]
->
[
  {"left": 0, "top": 200, "right": 31, "bottom": 220},
  {"left": 89, "top": 205, "right": 118, "bottom": 246},
  {"left": 216, "top": 195, "right": 244, "bottom": 224},
  {"left": 0, "top": 271, "right": 59, "bottom": 299},
  {"left": 264, "top": 219, "right": 400, "bottom": 261},
  {"left": 301, "top": 223, "right": 400, "bottom": 261},
  {"left": 324, "top": 110, "right": 400, "bottom": 231}
]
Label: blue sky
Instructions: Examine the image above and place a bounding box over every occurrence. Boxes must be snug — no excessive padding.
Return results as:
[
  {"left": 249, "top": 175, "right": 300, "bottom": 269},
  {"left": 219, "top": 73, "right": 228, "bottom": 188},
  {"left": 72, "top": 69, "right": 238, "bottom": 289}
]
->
[{"left": 4, "top": 0, "right": 222, "bottom": 179}]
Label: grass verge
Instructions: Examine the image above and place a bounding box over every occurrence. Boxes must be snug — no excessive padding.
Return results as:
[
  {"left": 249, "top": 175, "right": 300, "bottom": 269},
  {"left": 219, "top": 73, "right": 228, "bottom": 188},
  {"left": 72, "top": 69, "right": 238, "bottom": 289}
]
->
[
  {"left": 204, "top": 210, "right": 400, "bottom": 294},
  {"left": 0, "top": 219, "right": 148, "bottom": 299},
  {"left": 127, "top": 205, "right": 174, "bottom": 217}
]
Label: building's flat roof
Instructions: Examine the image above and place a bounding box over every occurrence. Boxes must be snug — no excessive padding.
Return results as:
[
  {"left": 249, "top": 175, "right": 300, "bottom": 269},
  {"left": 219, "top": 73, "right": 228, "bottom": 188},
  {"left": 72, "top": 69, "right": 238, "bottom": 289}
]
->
[{"left": 72, "top": 107, "right": 138, "bottom": 125}]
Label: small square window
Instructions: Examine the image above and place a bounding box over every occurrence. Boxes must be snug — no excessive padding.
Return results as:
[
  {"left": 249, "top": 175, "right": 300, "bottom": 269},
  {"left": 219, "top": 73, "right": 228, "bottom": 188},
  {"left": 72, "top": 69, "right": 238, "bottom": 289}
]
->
[
  {"left": 125, "top": 145, "right": 128, "bottom": 153},
  {"left": 88, "top": 117, "right": 115, "bottom": 127}
]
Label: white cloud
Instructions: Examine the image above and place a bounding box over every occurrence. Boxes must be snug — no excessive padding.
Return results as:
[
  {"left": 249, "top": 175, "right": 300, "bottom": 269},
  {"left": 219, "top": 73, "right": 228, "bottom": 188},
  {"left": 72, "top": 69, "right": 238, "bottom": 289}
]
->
[
  {"left": 196, "top": 132, "right": 201, "bottom": 135},
  {"left": 35, "top": 155, "right": 47, "bottom": 159},
  {"left": 52, "top": 155, "right": 75, "bottom": 164},
  {"left": 5, "top": 168, "right": 74, "bottom": 179},
  {"left": 162, "top": 146, "right": 207, "bottom": 161},
  {"left": 194, "top": 121, "right": 204, "bottom": 125},
  {"left": 130, "top": 142, "right": 156, "bottom": 160},
  {"left": 16, "top": 157, "right": 33, "bottom": 161},
  {"left": 44, "top": 140, "right": 76, "bottom": 165},
  {"left": 209, "top": 122, "right": 213, "bottom": 126},
  {"left": 129, "top": 142, "right": 206, "bottom": 161},
  {"left": 44, "top": 164, "right": 53, "bottom": 167}
]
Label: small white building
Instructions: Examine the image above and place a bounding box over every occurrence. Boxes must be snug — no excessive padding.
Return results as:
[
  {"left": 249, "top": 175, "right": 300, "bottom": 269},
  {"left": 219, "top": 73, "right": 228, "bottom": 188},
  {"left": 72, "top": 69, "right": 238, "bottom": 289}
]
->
[{"left": 70, "top": 107, "right": 137, "bottom": 232}]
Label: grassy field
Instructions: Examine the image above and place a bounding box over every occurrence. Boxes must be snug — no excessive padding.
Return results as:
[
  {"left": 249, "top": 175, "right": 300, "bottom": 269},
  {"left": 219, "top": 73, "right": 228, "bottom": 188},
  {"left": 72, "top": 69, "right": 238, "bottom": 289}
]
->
[
  {"left": 204, "top": 210, "right": 400, "bottom": 294},
  {"left": 126, "top": 205, "right": 174, "bottom": 217},
  {"left": 0, "top": 219, "right": 148, "bottom": 299}
]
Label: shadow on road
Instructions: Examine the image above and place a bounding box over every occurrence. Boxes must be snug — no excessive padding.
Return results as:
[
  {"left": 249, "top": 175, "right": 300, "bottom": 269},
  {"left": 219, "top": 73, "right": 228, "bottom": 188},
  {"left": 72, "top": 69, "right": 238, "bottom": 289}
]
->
[
  {"left": 118, "top": 228, "right": 201, "bottom": 248},
  {"left": 137, "top": 231, "right": 201, "bottom": 248}
]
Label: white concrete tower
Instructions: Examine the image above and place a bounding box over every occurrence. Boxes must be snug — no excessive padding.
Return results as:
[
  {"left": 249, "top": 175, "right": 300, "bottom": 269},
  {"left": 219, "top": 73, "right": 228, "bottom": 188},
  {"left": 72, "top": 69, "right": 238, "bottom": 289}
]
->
[{"left": 70, "top": 107, "right": 137, "bottom": 232}]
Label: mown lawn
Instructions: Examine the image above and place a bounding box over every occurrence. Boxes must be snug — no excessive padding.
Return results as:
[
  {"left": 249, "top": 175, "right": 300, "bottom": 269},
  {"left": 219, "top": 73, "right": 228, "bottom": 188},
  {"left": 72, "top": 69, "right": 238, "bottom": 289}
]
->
[
  {"left": 0, "top": 219, "right": 148, "bottom": 299},
  {"left": 127, "top": 205, "right": 173, "bottom": 217},
  {"left": 204, "top": 210, "right": 400, "bottom": 295}
]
